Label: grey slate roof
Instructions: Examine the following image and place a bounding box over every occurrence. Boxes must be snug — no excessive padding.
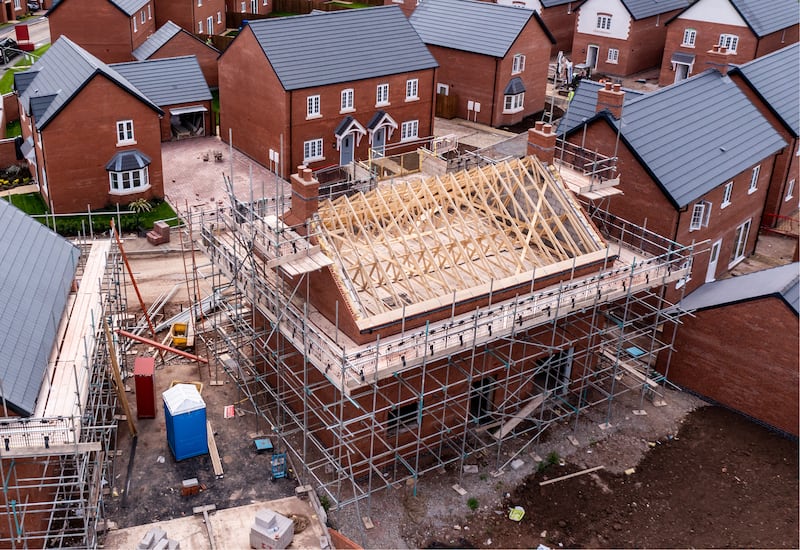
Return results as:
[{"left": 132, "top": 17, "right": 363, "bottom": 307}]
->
[
  {"left": 730, "top": 0, "right": 800, "bottom": 38},
  {"left": 17, "top": 36, "right": 161, "bottom": 130},
  {"left": 49, "top": 0, "right": 148, "bottom": 17},
  {"left": 557, "top": 80, "right": 644, "bottom": 135},
  {"left": 619, "top": 0, "right": 689, "bottom": 20},
  {"left": 0, "top": 200, "right": 80, "bottom": 416},
  {"left": 730, "top": 43, "right": 800, "bottom": 137},
  {"left": 132, "top": 20, "right": 182, "bottom": 61},
  {"left": 678, "top": 263, "right": 799, "bottom": 315},
  {"left": 560, "top": 71, "right": 787, "bottom": 207},
  {"left": 111, "top": 56, "right": 212, "bottom": 107},
  {"left": 540, "top": 0, "right": 574, "bottom": 6},
  {"left": 105, "top": 149, "right": 151, "bottom": 170},
  {"left": 411, "top": 0, "right": 545, "bottom": 58},
  {"left": 244, "top": 6, "right": 437, "bottom": 91}
]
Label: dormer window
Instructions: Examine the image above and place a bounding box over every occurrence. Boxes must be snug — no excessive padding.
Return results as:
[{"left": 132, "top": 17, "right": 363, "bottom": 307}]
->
[{"left": 596, "top": 13, "right": 611, "bottom": 31}]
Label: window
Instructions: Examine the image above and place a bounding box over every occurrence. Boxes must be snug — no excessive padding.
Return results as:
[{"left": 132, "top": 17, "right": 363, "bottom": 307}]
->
[
  {"left": 512, "top": 54, "right": 525, "bottom": 74},
  {"left": 217, "top": 11, "right": 222, "bottom": 23},
  {"left": 682, "top": 28, "right": 696, "bottom": 46},
  {"left": 401, "top": 120, "right": 418, "bottom": 141},
  {"left": 607, "top": 48, "right": 619, "bottom": 63},
  {"left": 786, "top": 179, "right": 795, "bottom": 201},
  {"left": 109, "top": 167, "right": 149, "bottom": 193},
  {"left": 376, "top": 83, "right": 389, "bottom": 106},
  {"left": 721, "top": 181, "right": 733, "bottom": 208},
  {"left": 241, "top": 1, "right": 246, "bottom": 12},
  {"left": 689, "top": 201, "right": 711, "bottom": 231},
  {"left": 13, "top": 0, "right": 20, "bottom": 10},
  {"left": 198, "top": 0, "right": 202, "bottom": 5},
  {"left": 387, "top": 402, "right": 419, "bottom": 433},
  {"left": 729, "top": 219, "right": 751, "bottom": 266},
  {"left": 596, "top": 14, "right": 612, "bottom": 31},
  {"left": 748, "top": 165, "right": 760, "bottom": 193},
  {"left": 503, "top": 92, "right": 524, "bottom": 113},
  {"left": 303, "top": 138, "right": 324, "bottom": 162},
  {"left": 198, "top": 20, "right": 203, "bottom": 33},
  {"left": 340, "top": 88, "right": 354, "bottom": 112},
  {"left": 148, "top": 5, "right": 151, "bottom": 19},
  {"left": 405, "top": 78, "right": 418, "bottom": 101},
  {"left": 207, "top": 16, "right": 214, "bottom": 33},
  {"left": 264, "top": 0, "right": 268, "bottom": 4},
  {"left": 140, "top": 10, "right": 145, "bottom": 24},
  {"left": 719, "top": 34, "right": 739, "bottom": 52},
  {"left": 133, "top": 16, "right": 137, "bottom": 32},
  {"left": 116, "top": 120, "right": 134, "bottom": 145},
  {"left": 306, "top": 95, "right": 320, "bottom": 118}
]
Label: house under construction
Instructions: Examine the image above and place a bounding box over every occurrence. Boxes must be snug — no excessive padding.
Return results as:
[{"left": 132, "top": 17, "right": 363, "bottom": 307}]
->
[
  {"left": 198, "top": 125, "right": 695, "bottom": 513},
  {"left": 0, "top": 200, "right": 126, "bottom": 549}
]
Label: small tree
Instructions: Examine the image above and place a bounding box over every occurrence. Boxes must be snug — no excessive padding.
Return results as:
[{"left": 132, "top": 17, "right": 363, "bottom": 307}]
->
[{"left": 128, "top": 198, "right": 152, "bottom": 229}]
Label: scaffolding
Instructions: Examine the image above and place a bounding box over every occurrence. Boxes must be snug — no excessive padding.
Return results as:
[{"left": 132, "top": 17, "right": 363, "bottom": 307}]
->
[
  {"left": 197, "top": 155, "right": 694, "bottom": 516},
  {"left": 0, "top": 236, "right": 126, "bottom": 549}
]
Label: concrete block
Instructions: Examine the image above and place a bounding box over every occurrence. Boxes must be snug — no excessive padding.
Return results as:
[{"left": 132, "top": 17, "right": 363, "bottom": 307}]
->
[
  {"left": 567, "top": 435, "right": 579, "bottom": 446},
  {"left": 463, "top": 465, "right": 479, "bottom": 474},
  {"left": 452, "top": 484, "right": 467, "bottom": 496},
  {"left": 510, "top": 459, "right": 525, "bottom": 470}
]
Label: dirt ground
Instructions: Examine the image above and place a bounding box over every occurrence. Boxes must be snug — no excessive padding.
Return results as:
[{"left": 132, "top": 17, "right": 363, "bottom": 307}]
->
[{"left": 407, "top": 406, "right": 798, "bottom": 549}]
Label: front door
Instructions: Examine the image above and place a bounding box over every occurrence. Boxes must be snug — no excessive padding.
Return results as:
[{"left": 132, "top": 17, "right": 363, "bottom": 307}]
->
[
  {"left": 340, "top": 134, "right": 354, "bottom": 166},
  {"left": 705, "top": 239, "right": 721, "bottom": 282},
  {"left": 674, "top": 63, "right": 690, "bottom": 83},
  {"left": 587, "top": 45, "right": 599, "bottom": 69},
  {"left": 372, "top": 127, "right": 385, "bottom": 158}
]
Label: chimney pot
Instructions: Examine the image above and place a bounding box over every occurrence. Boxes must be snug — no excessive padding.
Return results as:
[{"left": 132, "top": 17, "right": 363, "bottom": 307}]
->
[
  {"left": 297, "top": 164, "right": 306, "bottom": 174},
  {"left": 712, "top": 44, "right": 719, "bottom": 52},
  {"left": 720, "top": 46, "right": 727, "bottom": 54},
  {"left": 302, "top": 168, "right": 312, "bottom": 182},
  {"left": 612, "top": 83, "right": 621, "bottom": 93},
  {"left": 534, "top": 120, "right": 545, "bottom": 132},
  {"left": 604, "top": 81, "right": 612, "bottom": 90},
  {"left": 543, "top": 123, "right": 553, "bottom": 134}
]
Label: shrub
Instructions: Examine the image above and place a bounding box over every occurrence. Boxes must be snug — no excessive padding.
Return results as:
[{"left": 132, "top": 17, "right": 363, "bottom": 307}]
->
[{"left": 467, "top": 497, "right": 479, "bottom": 511}]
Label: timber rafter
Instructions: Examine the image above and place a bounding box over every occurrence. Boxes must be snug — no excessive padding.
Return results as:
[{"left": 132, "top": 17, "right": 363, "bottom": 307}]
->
[{"left": 315, "top": 156, "right": 605, "bottom": 318}]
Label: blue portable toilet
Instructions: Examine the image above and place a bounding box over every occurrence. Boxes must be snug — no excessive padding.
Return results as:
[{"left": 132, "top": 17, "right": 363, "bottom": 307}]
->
[{"left": 163, "top": 384, "right": 208, "bottom": 461}]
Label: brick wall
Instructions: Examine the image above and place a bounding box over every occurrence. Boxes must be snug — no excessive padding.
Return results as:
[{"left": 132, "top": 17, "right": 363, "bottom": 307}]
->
[
  {"left": 155, "top": 0, "right": 226, "bottom": 35},
  {"left": 659, "top": 297, "right": 799, "bottom": 436},
  {"left": 147, "top": 32, "right": 220, "bottom": 88},
  {"left": 540, "top": 3, "right": 577, "bottom": 54}
]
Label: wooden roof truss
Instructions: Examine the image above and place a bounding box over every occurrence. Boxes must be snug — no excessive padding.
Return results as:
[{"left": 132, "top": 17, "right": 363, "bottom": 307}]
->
[{"left": 315, "top": 156, "right": 605, "bottom": 318}]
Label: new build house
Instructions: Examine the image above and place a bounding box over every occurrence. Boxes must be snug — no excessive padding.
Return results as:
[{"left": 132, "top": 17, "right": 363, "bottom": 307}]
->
[
  {"left": 572, "top": 0, "right": 689, "bottom": 77},
  {"left": 659, "top": 0, "right": 800, "bottom": 86},
  {"left": 493, "top": 0, "right": 579, "bottom": 54},
  {"left": 218, "top": 6, "right": 437, "bottom": 176},
  {"left": 557, "top": 68, "right": 786, "bottom": 299},
  {"left": 153, "top": 0, "right": 227, "bottom": 36},
  {"left": 410, "top": 0, "right": 554, "bottom": 127}
]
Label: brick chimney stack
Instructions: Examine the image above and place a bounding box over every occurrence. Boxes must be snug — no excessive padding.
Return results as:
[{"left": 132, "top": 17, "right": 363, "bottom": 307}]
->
[
  {"left": 282, "top": 165, "right": 320, "bottom": 235},
  {"left": 706, "top": 44, "right": 731, "bottom": 75},
  {"left": 596, "top": 81, "right": 625, "bottom": 119},
  {"left": 527, "top": 121, "right": 557, "bottom": 164}
]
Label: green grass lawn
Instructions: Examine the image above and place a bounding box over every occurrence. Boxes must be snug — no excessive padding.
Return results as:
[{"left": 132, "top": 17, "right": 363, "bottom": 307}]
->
[
  {"left": 5, "top": 119, "right": 20, "bottom": 138},
  {"left": 0, "top": 44, "right": 51, "bottom": 94},
  {"left": 2, "top": 193, "right": 180, "bottom": 236}
]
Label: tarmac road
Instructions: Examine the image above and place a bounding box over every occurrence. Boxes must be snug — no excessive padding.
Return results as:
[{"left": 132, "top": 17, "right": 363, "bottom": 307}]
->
[{"left": 0, "top": 13, "right": 49, "bottom": 70}]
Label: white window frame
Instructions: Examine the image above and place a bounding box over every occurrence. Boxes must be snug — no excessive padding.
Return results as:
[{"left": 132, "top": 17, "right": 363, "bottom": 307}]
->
[
  {"left": 198, "top": 20, "right": 203, "bottom": 33},
  {"left": 729, "top": 218, "right": 751, "bottom": 267},
  {"left": 503, "top": 92, "right": 524, "bottom": 114},
  {"left": 217, "top": 11, "right": 222, "bottom": 24},
  {"left": 607, "top": 48, "right": 619, "bottom": 64},
  {"left": 207, "top": 16, "right": 214, "bottom": 33},
  {"left": 140, "top": 10, "right": 145, "bottom": 24},
  {"left": 13, "top": 0, "right": 20, "bottom": 10},
  {"left": 512, "top": 54, "right": 525, "bottom": 74},
  {"left": 340, "top": 88, "right": 354, "bottom": 113},
  {"left": 241, "top": 2, "right": 246, "bottom": 13},
  {"left": 303, "top": 138, "right": 324, "bottom": 163},
  {"left": 596, "top": 14, "right": 611, "bottom": 31},
  {"left": 689, "top": 201, "right": 711, "bottom": 231},
  {"left": 109, "top": 167, "right": 150, "bottom": 195},
  {"left": 786, "top": 179, "right": 795, "bottom": 201},
  {"left": 405, "top": 78, "right": 419, "bottom": 101},
  {"left": 400, "top": 120, "right": 419, "bottom": 141},
  {"left": 116, "top": 120, "right": 135, "bottom": 145},
  {"left": 748, "top": 165, "right": 760, "bottom": 194},
  {"left": 719, "top": 34, "right": 739, "bottom": 52},
  {"left": 263, "top": 0, "right": 268, "bottom": 4},
  {"left": 376, "top": 83, "right": 389, "bottom": 106},
  {"left": 133, "top": 16, "right": 137, "bottom": 32},
  {"left": 721, "top": 181, "right": 733, "bottom": 208},
  {"left": 148, "top": 5, "right": 151, "bottom": 19},
  {"left": 198, "top": 0, "right": 202, "bottom": 6},
  {"left": 682, "top": 28, "right": 696, "bottom": 47},
  {"left": 306, "top": 95, "right": 321, "bottom": 119}
]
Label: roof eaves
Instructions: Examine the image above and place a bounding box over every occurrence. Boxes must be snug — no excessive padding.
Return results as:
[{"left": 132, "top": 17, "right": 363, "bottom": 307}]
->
[
  {"left": 533, "top": 10, "right": 557, "bottom": 45},
  {"left": 728, "top": 66, "right": 799, "bottom": 138}
]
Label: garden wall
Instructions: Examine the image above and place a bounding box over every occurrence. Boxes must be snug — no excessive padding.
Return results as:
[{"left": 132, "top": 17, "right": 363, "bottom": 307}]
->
[
  {"left": 0, "top": 138, "right": 20, "bottom": 168},
  {"left": 3, "top": 93, "right": 19, "bottom": 125}
]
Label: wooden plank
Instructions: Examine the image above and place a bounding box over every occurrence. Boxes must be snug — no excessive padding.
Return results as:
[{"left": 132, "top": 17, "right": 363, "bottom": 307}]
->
[
  {"left": 0, "top": 441, "right": 102, "bottom": 458},
  {"left": 539, "top": 465, "right": 604, "bottom": 486},
  {"left": 493, "top": 392, "right": 547, "bottom": 440},
  {"left": 207, "top": 420, "right": 224, "bottom": 479},
  {"left": 106, "top": 318, "right": 137, "bottom": 436},
  {"left": 601, "top": 349, "right": 658, "bottom": 388}
]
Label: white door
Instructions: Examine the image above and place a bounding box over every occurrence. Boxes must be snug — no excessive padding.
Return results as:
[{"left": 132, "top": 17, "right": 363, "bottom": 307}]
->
[
  {"left": 372, "top": 127, "right": 385, "bottom": 158},
  {"left": 587, "top": 45, "right": 599, "bottom": 69},
  {"left": 674, "top": 63, "right": 690, "bottom": 83},
  {"left": 340, "top": 134, "right": 354, "bottom": 166},
  {"left": 705, "top": 239, "right": 721, "bottom": 282}
]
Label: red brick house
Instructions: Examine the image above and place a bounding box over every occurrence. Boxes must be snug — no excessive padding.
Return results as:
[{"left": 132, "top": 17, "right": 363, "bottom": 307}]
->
[
  {"left": 556, "top": 68, "right": 786, "bottom": 300},
  {"left": 153, "top": 0, "right": 226, "bottom": 35},
  {"left": 47, "top": 0, "right": 157, "bottom": 63},
  {"left": 729, "top": 43, "right": 800, "bottom": 225},
  {"left": 658, "top": 0, "right": 800, "bottom": 86},
  {"left": 218, "top": 6, "right": 437, "bottom": 176},
  {"left": 572, "top": 0, "right": 688, "bottom": 77},
  {"left": 494, "top": 0, "right": 578, "bottom": 54},
  {"left": 661, "top": 263, "right": 799, "bottom": 436},
  {"left": 225, "top": 0, "right": 271, "bottom": 16},
  {"left": 0, "top": 0, "right": 27, "bottom": 25},
  {"left": 133, "top": 20, "right": 220, "bottom": 88},
  {"left": 15, "top": 37, "right": 164, "bottom": 213},
  {"left": 410, "top": 0, "right": 554, "bottom": 128}
]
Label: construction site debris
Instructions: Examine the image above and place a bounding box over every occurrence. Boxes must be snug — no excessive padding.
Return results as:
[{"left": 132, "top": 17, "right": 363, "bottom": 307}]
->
[
  {"left": 508, "top": 506, "right": 525, "bottom": 521},
  {"left": 249, "top": 509, "right": 294, "bottom": 550},
  {"left": 539, "top": 465, "right": 605, "bottom": 486}
]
